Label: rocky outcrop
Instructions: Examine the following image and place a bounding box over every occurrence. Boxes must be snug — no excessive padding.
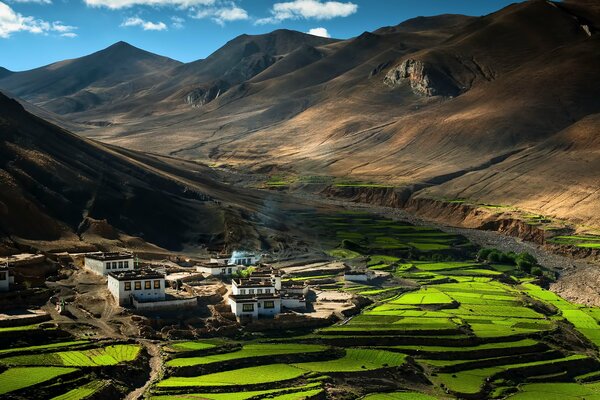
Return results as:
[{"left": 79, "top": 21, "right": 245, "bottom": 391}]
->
[
  {"left": 384, "top": 58, "right": 461, "bottom": 97},
  {"left": 185, "top": 80, "right": 229, "bottom": 107}
]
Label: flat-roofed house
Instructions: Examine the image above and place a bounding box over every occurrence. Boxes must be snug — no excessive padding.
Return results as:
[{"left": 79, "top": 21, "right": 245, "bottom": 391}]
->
[
  {"left": 197, "top": 262, "right": 246, "bottom": 276},
  {"left": 85, "top": 252, "right": 134, "bottom": 276},
  {"left": 0, "top": 264, "right": 12, "bottom": 292},
  {"left": 228, "top": 277, "right": 281, "bottom": 319},
  {"left": 108, "top": 268, "right": 165, "bottom": 306}
]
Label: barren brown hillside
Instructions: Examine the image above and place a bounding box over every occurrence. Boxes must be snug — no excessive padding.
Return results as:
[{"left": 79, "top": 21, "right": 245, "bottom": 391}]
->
[
  {"left": 1, "top": 0, "right": 599, "bottom": 229},
  {"left": 0, "top": 93, "right": 325, "bottom": 253}
]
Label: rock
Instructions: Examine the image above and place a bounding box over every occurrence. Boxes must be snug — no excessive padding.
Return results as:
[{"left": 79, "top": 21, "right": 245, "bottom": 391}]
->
[
  {"left": 185, "top": 80, "right": 230, "bottom": 108},
  {"left": 383, "top": 58, "right": 461, "bottom": 97}
]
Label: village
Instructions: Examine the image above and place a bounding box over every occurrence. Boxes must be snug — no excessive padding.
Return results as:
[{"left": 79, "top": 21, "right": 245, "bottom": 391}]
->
[{"left": 0, "top": 248, "right": 382, "bottom": 338}]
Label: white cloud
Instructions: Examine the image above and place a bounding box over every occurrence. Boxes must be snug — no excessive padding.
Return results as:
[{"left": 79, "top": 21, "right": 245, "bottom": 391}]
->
[
  {"left": 257, "top": 0, "right": 357, "bottom": 24},
  {"left": 51, "top": 21, "right": 76, "bottom": 32},
  {"left": 0, "top": 1, "right": 77, "bottom": 38},
  {"left": 121, "top": 16, "right": 167, "bottom": 30},
  {"left": 191, "top": 4, "right": 248, "bottom": 26},
  {"left": 85, "top": 0, "right": 214, "bottom": 10},
  {"left": 307, "top": 27, "right": 329, "bottom": 37},
  {"left": 171, "top": 15, "right": 184, "bottom": 29},
  {"left": 61, "top": 32, "right": 77, "bottom": 38},
  {"left": 10, "top": 0, "right": 52, "bottom": 4}
]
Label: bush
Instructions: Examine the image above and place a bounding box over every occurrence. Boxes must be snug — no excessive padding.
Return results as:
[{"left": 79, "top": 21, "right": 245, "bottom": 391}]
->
[
  {"left": 477, "top": 248, "right": 493, "bottom": 261},
  {"left": 531, "top": 267, "right": 543, "bottom": 276}
]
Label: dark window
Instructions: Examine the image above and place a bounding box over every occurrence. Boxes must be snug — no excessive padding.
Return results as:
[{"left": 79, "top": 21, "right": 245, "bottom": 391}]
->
[
  {"left": 124, "top": 261, "right": 129, "bottom": 268},
  {"left": 118, "top": 261, "right": 123, "bottom": 269},
  {"left": 242, "top": 303, "right": 254, "bottom": 312},
  {"left": 106, "top": 263, "right": 111, "bottom": 270},
  {"left": 221, "top": 268, "right": 226, "bottom": 274},
  {"left": 135, "top": 281, "right": 141, "bottom": 290},
  {"left": 154, "top": 280, "right": 161, "bottom": 289},
  {"left": 145, "top": 281, "right": 151, "bottom": 289},
  {"left": 264, "top": 301, "right": 275, "bottom": 309},
  {"left": 124, "top": 282, "right": 131, "bottom": 291},
  {"left": 228, "top": 268, "right": 232, "bottom": 274},
  {"left": 0, "top": 272, "right": 6, "bottom": 281}
]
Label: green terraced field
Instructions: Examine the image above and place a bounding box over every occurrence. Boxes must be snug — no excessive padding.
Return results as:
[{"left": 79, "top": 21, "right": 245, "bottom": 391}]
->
[
  {"left": 147, "top": 210, "right": 600, "bottom": 399},
  {"left": 51, "top": 380, "right": 108, "bottom": 400},
  {"left": 157, "top": 364, "right": 306, "bottom": 387},
  {"left": 152, "top": 383, "right": 323, "bottom": 400},
  {"left": 362, "top": 392, "right": 438, "bottom": 400},
  {"left": 293, "top": 349, "right": 406, "bottom": 372},
  {"left": 168, "top": 341, "right": 217, "bottom": 352},
  {"left": 167, "top": 344, "right": 327, "bottom": 367},
  {"left": 0, "top": 340, "right": 89, "bottom": 355},
  {"left": 0, "top": 344, "right": 141, "bottom": 367},
  {"left": 508, "top": 382, "right": 600, "bottom": 399},
  {"left": 435, "top": 355, "right": 590, "bottom": 395},
  {"left": 0, "top": 367, "right": 77, "bottom": 395}
]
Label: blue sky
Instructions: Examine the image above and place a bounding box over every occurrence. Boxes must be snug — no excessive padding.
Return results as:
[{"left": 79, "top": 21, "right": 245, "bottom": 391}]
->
[{"left": 0, "top": 0, "right": 522, "bottom": 71}]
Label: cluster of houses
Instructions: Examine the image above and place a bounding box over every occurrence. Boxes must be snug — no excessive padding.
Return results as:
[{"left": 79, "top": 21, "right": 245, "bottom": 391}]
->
[
  {"left": 84, "top": 252, "right": 169, "bottom": 308},
  {"left": 83, "top": 250, "right": 309, "bottom": 320}
]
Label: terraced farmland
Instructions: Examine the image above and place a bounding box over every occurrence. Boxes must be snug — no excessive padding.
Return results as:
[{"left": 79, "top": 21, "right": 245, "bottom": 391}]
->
[
  {"left": 0, "top": 367, "right": 77, "bottom": 395},
  {"left": 0, "top": 338, "right": 144, "bottom": 398},
  {"left": 0, "top": 344, "right": 141, "bottom": 367}
]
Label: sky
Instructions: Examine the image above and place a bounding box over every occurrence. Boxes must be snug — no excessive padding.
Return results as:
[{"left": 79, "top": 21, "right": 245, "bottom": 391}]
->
[{"left": 0, "top": 0, "right": 523, "bottom": 71}]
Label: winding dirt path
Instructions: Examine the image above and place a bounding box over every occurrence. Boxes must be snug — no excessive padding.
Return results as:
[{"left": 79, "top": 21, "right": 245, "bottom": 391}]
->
[{"left": 126, "top": 340, "right": 162, "bottom": 400}]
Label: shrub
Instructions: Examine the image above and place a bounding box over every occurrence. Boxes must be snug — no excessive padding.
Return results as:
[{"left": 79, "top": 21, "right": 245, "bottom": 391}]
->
[{"left": 531, "top": 267, "right": 543, "bottom": 276}]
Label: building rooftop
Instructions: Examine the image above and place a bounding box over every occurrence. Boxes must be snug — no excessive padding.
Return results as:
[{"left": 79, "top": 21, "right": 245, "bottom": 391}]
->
[
  {"left": 108, "top": 268, "right": 164, "bottom": 281},
  {"left": 233, "top": 278, "right": 275, "bottom": 288},
  {"left": 86, "top": 252, "right": 133, "bottom": 261},
  {"left": 229, "top": 293, "right": 280, "bottom": 302}
]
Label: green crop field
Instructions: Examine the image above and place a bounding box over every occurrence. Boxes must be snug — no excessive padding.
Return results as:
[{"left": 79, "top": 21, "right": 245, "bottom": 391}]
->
[
  {"left": 167, "top": 344, "right": 327, "bottom": 367},
  {"left": 51, "top": 380, "right": 108, "bottom": 400},
  {"left": 151, "top": 383, "right": 323, "bottom": 400},
  {"left": 362, "top": 392, "right": 438, "bottom": 400},
  {"left": 157, "top": 364, "right": 306, "bottom": 387},
  {"left": 0, "top": 340, "right": 89, "bottom": 355},
  {"left": 0, "top": 367, "right": 77, "bottom": 395},
  {"left": 168, "top": 341, "right": 217, "bottom": 352},
  {"left": 1, "top": 344, "right": 141, "bottom": 367},
  {"left": 144, "top": 209, "right": 600, "bottom": 399},
  {"left": 508, "top": 382, "right": 600, "bottom": 399},
  {"left": 293, "top": 349, "right": 406, "bottom": 373}
]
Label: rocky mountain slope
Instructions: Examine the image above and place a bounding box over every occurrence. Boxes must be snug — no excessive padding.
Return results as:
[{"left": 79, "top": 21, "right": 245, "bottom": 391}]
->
[
  {"left": 2, "top": 0, "right": 599, "bottom": 229},
  {"left": 0, "top": 92, "right": 316, "bottom": 254}
]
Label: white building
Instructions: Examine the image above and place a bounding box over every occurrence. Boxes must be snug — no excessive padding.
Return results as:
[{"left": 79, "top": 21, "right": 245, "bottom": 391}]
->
[
  {"left": 210, "top": 251, "right": 260, "bottom": 267},
  {"left": 227, "top": 267, "right": 308, "bottom": 319},
  {"left": 108, "top": 268, "right": 166, "bottom": 306},
  {"left": 197, "top": 262, "right": 246, "bottom": 277},
  {"left": 228, "top": 277, "right": 281, "bottom": 319},
  {"left": 85, "top": 252, "right": 134, "bottom": 276},
  {"left": 0, "top": 265, "right": 13, "bottom": 292}
]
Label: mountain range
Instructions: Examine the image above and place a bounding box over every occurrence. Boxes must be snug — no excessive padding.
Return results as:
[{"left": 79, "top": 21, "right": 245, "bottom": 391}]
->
[{"left": 1, "top": 0, "right": 599, "bottom": 240}]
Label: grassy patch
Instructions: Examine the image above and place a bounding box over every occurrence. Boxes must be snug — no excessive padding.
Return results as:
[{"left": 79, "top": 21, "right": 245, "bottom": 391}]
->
[
  {"left": 293, "top": 349, "right": 406, "bottom": 373},
  {"left": 51, "top": 380, "right": 107, "bottom": 400},
  {"left": 167, "top": 344, "right": 327, "bottom": 367},
  {"left": 157, "top": 364, "right": 306, "bottom": 387},
  {"left": 1, "top": 344, "right": 141, "bottom": 367},
  {"left": 0, "top": 367, "right": 77, "bottom": 395}
]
